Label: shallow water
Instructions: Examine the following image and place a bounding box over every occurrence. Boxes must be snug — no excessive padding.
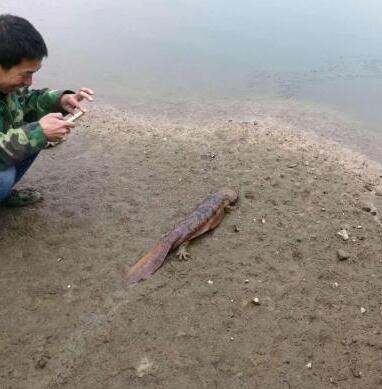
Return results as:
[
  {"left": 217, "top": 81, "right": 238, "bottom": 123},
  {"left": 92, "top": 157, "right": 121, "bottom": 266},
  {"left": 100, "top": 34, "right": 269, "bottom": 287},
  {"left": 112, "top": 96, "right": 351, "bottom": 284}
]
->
[{"left": 2, "top": 0, "right": 382, "bottom": 140}]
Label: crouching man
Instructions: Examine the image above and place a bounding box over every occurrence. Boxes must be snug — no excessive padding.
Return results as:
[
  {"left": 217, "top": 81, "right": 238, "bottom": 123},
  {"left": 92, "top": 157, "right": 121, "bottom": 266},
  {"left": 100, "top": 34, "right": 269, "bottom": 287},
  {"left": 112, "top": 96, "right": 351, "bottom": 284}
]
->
[{"left": 0, "top": 14, "right": 93, "bottom": 207}]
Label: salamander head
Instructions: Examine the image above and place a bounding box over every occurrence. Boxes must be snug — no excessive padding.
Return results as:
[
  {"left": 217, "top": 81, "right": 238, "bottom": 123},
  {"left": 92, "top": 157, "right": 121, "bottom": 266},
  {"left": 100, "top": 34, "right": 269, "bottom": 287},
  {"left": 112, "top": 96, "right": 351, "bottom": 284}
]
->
[{"left": 220, "top": 188, "right": 239, "bottom": 205}]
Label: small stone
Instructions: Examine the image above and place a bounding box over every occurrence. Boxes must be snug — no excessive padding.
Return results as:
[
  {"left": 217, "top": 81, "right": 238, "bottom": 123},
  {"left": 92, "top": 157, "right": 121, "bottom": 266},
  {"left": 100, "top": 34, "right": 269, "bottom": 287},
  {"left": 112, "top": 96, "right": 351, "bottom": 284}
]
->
[
  {"left": 288, "top": 163, "right": 297, "bottom": 168},
  {"left": 360, "top": 202, "right": 373, "bottom": 212},
  {"left": 35, "top": 355, "right": 50, "bottom": 369},
  {"left": 337, "top": 229, "right": 349, "bottom": 241},
  {"left": 337, "top": 249, "right": 350, "bottom": 261},
  {"left": 251, "top": 297, "right": 261, "bottom": 305},
  {"left": 136, "top": 357, "right": 153, "bottom": 378},
  {"left": 208, "top": 280, "right": 214, "bottom": 285},
  {"left": 230, "top": 337, "right": 234, "bottom": 341},
  {"left": 361, "top": 307, "right": 366, "bottom": 314},
  {"left": 261, "top": 217, "right": 266, "bottom": 224},
  {"left": 333, "top": 282, "right": 339, "bottom": 288},
  {"left": 351, "top": 368, "right": 362, "bottom": 378},
  {"left": 306, "top": 361, "right": 312, "bottom": 369},
  {"left": 233, "top": 224, "right": 240, "bottom": 232},
  {"left": 244, "top": 279, "right": 249, "bottom": 284},
  {"left": 244, "top": 191, "right": 255, "bottom": 199},
  {"left": 375, "top": 186, "right": 382, "bottom": 196},
  {"left": 67, "top": 285, "right": 72, "bottom": 289},
  {"left": 365, "top": 183, "right": 374, "bottom": 192},
  {"left": 321, "top": 207, "right": 326, "bottom": 212}
]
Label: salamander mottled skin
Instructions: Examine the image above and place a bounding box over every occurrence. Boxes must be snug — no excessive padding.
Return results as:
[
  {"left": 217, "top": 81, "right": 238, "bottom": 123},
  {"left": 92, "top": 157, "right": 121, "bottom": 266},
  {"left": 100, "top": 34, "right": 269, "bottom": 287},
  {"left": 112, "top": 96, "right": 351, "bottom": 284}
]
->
[{"left": 126, "top": 188, "right": 239, "bottom": 284}]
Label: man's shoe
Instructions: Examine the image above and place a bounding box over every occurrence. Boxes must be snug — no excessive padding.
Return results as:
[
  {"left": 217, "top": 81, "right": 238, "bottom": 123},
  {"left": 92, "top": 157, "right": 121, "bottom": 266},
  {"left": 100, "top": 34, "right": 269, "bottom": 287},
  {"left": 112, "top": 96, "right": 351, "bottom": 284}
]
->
[{"left": 2, "top": 189, "right": 43, "bottom": 207}]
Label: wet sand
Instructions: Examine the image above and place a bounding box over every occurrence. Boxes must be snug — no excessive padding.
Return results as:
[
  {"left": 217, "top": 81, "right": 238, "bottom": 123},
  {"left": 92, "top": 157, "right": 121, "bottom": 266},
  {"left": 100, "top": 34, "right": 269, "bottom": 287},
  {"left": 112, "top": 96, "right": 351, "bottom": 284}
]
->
[{"left": 1, "top": 101, "right": 382, "bottom": 388}]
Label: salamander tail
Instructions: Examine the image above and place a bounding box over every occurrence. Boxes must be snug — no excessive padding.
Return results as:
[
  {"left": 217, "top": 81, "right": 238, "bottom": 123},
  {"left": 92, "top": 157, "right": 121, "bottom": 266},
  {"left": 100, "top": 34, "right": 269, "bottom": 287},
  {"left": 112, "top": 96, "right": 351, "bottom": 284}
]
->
[{"left": 125, "top": 240, "right": 173, "bottom": 284}]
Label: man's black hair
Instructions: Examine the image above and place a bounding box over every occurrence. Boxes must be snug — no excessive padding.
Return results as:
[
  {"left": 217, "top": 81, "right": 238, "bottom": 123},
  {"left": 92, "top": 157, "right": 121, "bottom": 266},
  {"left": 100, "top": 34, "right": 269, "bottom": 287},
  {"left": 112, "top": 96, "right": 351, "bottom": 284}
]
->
[{"left": 0, "top": 14, "right": 48, "bottom": 69}]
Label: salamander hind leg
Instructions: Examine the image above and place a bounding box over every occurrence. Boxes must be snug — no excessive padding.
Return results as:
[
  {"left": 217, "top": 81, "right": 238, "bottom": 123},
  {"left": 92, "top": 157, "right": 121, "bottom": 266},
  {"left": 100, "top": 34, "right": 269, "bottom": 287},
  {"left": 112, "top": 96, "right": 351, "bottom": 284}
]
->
[{"left": 176, "top": 242, "right": 191, "bottom": 261}]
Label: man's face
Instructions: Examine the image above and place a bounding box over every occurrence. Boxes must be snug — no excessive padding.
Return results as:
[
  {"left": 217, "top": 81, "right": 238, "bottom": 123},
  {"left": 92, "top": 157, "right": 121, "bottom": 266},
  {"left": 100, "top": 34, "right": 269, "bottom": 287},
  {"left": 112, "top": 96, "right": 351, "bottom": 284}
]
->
[{"left": 0, "top": 58, "right": 42, "bottom": 94}]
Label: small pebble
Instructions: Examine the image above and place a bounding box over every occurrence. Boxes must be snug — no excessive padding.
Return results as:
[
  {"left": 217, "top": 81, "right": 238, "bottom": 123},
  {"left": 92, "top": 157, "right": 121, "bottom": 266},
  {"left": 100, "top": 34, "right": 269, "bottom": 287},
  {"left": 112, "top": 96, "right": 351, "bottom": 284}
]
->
[
  {"left": 351, "top": 368, "right": 362, "bottom": 378},
  {"left": 136, "top": 357, "right": 153, "bottom": 378},
  {"left": 251, "top": 297, "right": 261, "bottom": 305},
  {"left": 361, "top": 307, "right": 366, "bottom": 314},
  {"left": 306, "top": 362, "right": 312, "bottom": 369},
  {"left": 230, "top": 337, "right": 234, "bottom": 341},
  {"left": 333, "top": 282, "right": 339, "bottom": 288},
  {"left": 244, "top": 279, "right": 249, "bottom": 284},
  {"left": 337, "top": 229, "right": 349, "bottom": 241},
  {"left": 67, "top": 285, "right": 72, "bottom": 289},
  {"left": 208, "top": 280, "right": 214, "bottom": 285},
  {"left": 364, "top": 183, "right": 374, "bottom": 192},
  {"left": 244, "top": 191, "right": 255, "bottom": 199},
  {"left": 261, "top": 217, "right": 266, "bottom": 224},
  {"left": 35, "top": 355, "right": 50, "bottom": 369},
  {"left": 337, "top": 249, "right": 350, "bottom": 261},
  {"left": 233, "top": 224, "right": 240, "bottom": 232}
]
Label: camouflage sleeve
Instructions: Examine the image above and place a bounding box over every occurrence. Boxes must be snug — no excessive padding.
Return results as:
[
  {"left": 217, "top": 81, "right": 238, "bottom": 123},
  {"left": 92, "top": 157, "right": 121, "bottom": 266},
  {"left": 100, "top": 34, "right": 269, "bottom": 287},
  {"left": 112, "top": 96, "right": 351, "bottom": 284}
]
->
[
  {"left": 0, "top": 122, "right": 47, "bottom": 170},
  {"left": 21, "top": 88, "right": 74, "bottom": 122}
]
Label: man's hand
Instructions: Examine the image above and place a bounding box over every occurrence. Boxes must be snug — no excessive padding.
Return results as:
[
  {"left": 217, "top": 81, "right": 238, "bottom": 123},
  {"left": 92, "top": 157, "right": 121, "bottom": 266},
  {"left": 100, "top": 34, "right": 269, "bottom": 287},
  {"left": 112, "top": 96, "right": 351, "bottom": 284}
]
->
[
  {"left": 39, "top": 113, "right": 75, "bottom": 142},
  {"left": 60, "top": 87, "right": 94, "bottom": 114}
]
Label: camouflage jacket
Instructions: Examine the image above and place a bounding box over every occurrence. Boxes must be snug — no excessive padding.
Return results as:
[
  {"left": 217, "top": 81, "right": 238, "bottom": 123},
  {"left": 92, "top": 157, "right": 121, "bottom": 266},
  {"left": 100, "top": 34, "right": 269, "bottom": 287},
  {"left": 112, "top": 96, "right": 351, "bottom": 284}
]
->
[{"left": 0, "top": 88, "right": 69, "bottom": 171}]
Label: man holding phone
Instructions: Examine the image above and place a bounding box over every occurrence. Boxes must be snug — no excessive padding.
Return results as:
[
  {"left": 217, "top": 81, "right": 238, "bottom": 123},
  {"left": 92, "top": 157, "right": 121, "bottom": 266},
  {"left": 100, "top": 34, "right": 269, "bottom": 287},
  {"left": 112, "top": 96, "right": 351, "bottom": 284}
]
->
[{"left": 0, "top": 14, "right": 94, "bottom": 207}]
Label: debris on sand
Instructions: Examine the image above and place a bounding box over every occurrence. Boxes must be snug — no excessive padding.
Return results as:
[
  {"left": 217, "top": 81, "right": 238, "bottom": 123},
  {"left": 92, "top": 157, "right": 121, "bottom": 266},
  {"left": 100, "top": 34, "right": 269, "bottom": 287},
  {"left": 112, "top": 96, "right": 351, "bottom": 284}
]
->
[
  {"left": 337, "top": 229, "right": 349, "bottom": 241},
  {"left": 337, "top": 249, "right": 350, "bottom": 261},
  {"left": 136, "top": 357, "right": 154, "bottom": 378}
]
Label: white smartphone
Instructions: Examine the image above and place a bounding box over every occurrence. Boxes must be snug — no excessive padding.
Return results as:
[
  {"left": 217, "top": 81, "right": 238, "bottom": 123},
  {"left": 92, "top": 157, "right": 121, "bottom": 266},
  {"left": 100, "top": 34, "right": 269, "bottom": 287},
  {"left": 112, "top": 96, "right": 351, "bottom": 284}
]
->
[{"left": 66, "top": 110, "right": 85, "bottom": 123}]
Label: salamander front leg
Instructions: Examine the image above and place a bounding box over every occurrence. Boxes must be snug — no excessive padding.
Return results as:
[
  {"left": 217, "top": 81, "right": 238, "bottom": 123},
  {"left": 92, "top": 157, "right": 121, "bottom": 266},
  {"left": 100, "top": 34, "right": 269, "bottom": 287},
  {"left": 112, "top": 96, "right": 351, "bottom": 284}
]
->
[
  {"left": 225, "top": 205, "right": 236, "bottom": 213},
  {"left": 176, "top": 242, "right": 191, "bottom": 261}
]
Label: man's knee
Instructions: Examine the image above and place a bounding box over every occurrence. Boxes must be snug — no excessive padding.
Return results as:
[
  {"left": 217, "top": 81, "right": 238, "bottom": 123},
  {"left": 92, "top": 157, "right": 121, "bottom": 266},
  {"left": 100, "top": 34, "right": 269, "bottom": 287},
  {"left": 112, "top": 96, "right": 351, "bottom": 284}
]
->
[{"left": 0, "top": 166, "right": 16, "bottom": 201}]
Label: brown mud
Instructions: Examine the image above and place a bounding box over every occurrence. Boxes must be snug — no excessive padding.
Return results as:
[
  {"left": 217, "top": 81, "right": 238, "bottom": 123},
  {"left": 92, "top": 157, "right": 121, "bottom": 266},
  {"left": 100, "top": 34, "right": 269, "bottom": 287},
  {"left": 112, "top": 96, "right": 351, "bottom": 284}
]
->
[{"left": 1, "top": 101, "right": 382, "bottom": 388}]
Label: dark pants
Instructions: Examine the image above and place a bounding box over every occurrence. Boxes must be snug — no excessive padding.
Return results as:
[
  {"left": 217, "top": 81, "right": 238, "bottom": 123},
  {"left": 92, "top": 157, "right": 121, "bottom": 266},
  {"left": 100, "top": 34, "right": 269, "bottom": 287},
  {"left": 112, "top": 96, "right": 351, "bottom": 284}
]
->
[{"left": 0, "top": 154, "right": 38, "bottom": 201}]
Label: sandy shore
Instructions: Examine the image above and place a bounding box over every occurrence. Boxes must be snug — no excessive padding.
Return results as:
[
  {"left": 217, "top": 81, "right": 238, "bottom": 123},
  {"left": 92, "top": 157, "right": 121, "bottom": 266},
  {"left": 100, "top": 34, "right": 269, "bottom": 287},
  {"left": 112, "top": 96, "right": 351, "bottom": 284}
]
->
[{"left": 1, "top": 101, "right": 382, "bottom": 389}]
